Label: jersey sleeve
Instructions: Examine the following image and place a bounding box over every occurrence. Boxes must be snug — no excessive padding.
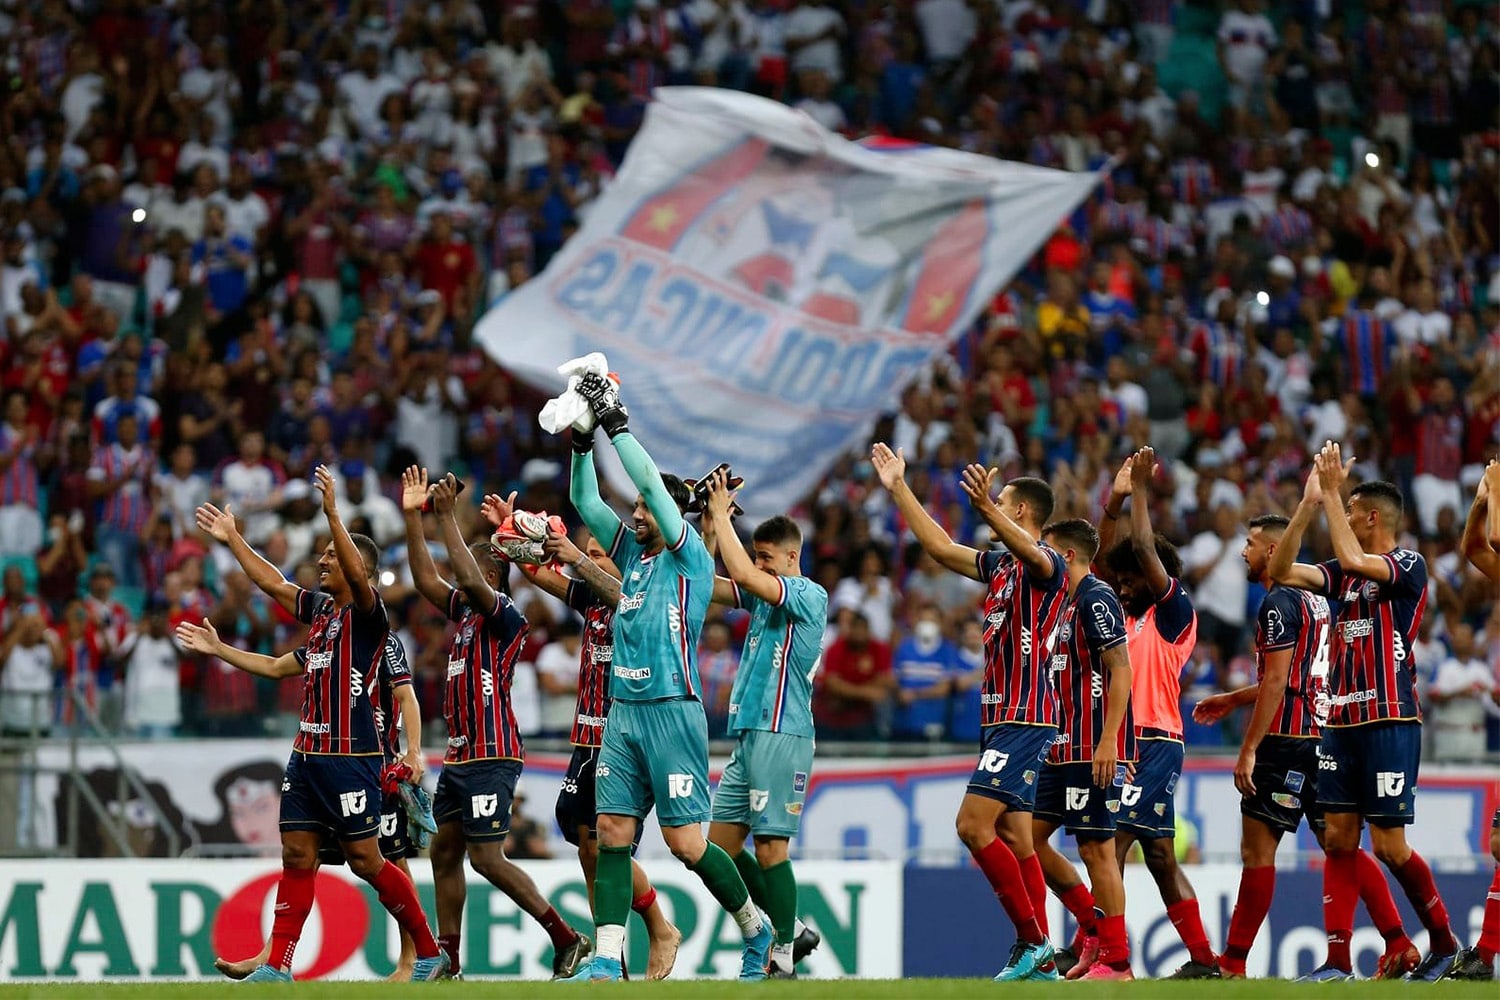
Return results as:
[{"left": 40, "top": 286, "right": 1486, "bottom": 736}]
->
[
  {"left": 353, "top": 593, "right": 389, "bottom": 631},
  {"left": 382, "top": 634, "right": 413, "bottom": 688},
  {"left": 293, "top": 587, "right": 332, "bottom": 625},
  {"left": 1082, "top": 586, "right": 1129, "bottom": 653},
  {"left": 1314, "top": 558, "right": 1345, "bottom": 599},
  {"left": 668, "top": 520, "right": 715, "bottom": 581},
  {"left": 1380, "top": 549, "right": 1426, "bottom": 598},
  {"left": 975, "top": 549, "right": 1007, "bottom": 583},
  {"left": 1256, "top": 589, "right": 1298, "bottom": 653},
  {"left": 778, "top": 576, "right": 829, "bottom": 625},
  {"left": 1030, "top": 546, "right": 1067, "bottom": 589},
  {"left": 1152, "top": 578, "right": 1195, "bottom": 643},
  {"left": 565, "top": 577, "right": 598, "bottom": 615},
  {"left": 485, "top": 592, "right": 529, "bottom": 638}
]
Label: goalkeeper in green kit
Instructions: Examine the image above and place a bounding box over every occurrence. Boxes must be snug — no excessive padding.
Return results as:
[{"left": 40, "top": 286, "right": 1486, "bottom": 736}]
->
[
  {"left": 564, "top": 372, "right": 773, "bottom": 982},
  {"left": 700, "top": 469, "right": 828, "bottom": 979}
]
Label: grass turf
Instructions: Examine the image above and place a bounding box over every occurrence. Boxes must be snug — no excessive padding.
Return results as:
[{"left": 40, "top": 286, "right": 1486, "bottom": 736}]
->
[{"left": 0, "top": 981, "right": 1496, "bottom": 999}]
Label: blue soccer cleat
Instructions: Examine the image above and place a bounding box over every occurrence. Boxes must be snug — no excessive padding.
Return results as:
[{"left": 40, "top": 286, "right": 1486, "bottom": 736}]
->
[
  {"left": 994, "top": 940, "right": 1058, "bottom": 981},
  {"left": 411, "top": 951, "right": 450, "bottom": 982},
  {"left": 1297, "top": 964, "right": 1354, "bottom": 982},
  {"left": 739, "top": 923, "right": 773, "bottom": 981},
  {"left": 1403, "top": 948, "right": 1459, "bottom": 982},
  {"left": 560, "top": 956, "right": 624, "bottom": 982},
  {"left": 400, "top": 782, "right": 438, "bottom": 848},
  {"left": 240, "top": 965, "right": 293, "bottom": 983}
]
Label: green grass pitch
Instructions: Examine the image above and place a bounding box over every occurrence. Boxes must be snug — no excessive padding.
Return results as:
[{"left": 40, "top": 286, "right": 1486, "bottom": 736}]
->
[{"left": 0, "top": 981, "right": 1496, "bottom": 999}]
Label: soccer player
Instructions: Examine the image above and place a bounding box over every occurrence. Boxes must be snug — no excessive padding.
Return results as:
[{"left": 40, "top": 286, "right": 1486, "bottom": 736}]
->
[
  {"left": 400, "top": 470, "right": 591, "bottom": 980},
  {"left": 700, "top": 469, "right": 827, "bottom": 979},
  {"left": 1196, "top": 512, "right": 1419, "bottom": 979},
  {"left": 1096, "top": 447, "right": 1216, "bottom": 979},
  {"left": 871, "top": 444, "right": 1066, "bottom": 982},
  {"left": 175, "top": 464, "right": 446, "bottom": 982},
  {"left": 564, "top": 372, "right": 772, "bottom": 982},
  {"left": 1269, "top": 442, "right": 1460, "bottom": 981},
  {"left": 503, "top": 514, "right": 682, "bottom": 980},
  {"left": 1030, "top": 518, "right": 1134, "bottom": 981}
]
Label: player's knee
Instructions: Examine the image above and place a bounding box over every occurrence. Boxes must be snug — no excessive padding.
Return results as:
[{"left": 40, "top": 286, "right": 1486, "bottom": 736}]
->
[
  {"left": 467, "top": 843, "right": 511, "bottom": 882},
  {"left": 753, "top": 837, "right": 789, "bottom": 868},
  {"left": 955, "top": 811, "right": 991, "bottom": 850},
  {"left": 1369, "top": 832, "right": 1408, "bottom": 868},
  {"left": 347, "top": 850, "right": 385, "bottom": 881},
  {"left": 1140, "top": 837, "right": 1176, "bottom": 873},
  {"left": 1077, "top": 838, "right": 1111, "bottom": 868},
  {"left": 281, "top": 841, "right": 318, "bottom": 870},
  {"left": 596, "top": 814, "right": 635, "bottom": 848}
]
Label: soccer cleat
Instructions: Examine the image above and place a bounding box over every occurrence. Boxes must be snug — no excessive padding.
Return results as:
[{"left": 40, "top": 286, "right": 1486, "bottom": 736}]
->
[
  {"left": 240, "top": 965, "right": 293, "bottom": 983},
  {"left": 561, "top": 956, "right": 623, "bottom": 982},
  {"left": 552, "top": 933, "right": 593, "bottom": 979},
  {"left": 1440, "top": 947, "right": 1495, "bottom": 981},
  {"left": 739, "top": 923, "right": 773, "bottom": 981},
  {"left": 994, "top": 940, "right": 1058, "bottom": 982},
  {"left": 1403, "top": 948, "right": 1459, "bottom": 982},
  {"left": 1297, "top": 964, "right": 1355, "bottom": 981},
  {"left": 1078, "top": 962, "right": 1135, "bottom": 981},
  {"left": 1052, "top": 947, "right": 1079, "bottom": 978},
  {"left": 792, "top": 925, "right": 821, "bottom": 964},
  {"left": 1373, "top": 943, "right": 1419, "bottom": 979},
  {"left": 411, "top": 952, "right": 450, "bottom": 982},
  {"left": 1064, "top": 935, "right": 1100, "bottom": 980},
  {"left": 1168, "top": 959, "right": 1222, "bottom": 979},
  {"left": 767, "top": 966, "right": 798, "bottom": 980}
]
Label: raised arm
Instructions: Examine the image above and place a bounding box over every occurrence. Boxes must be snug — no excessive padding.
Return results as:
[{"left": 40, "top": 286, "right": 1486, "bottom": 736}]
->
[
  {"left": 540, "top": 532, "right": 622, "bottom": 607},
  {"left": 316, "top": 464, "right": 376, "bottom": 612},
  {"left": 1098, "top": 455, "right": 1134, "bottom": 556},
  {"left": 1094, "top": 643, "right": 1132, "bottom": 789},
  {"left": 400, "top": 466, "right": 453, "bottom": 611},
  {"left": 1316, "top": 442, "right": 1391, "bottom": 583},
  {"left": 431, "top": 474, "right": 497, "bottom": 613},
  {"left": 1126, "top": 447, "right": 1172, "bottom": 598},
  {"left": 960, "top": 464, "right": 1057, "bottom": 581},
  {"left": 569, "top": 449, "right": 624, "bottom": 549},
  {"left": 1464, "top": 462, "right": 1500, "bottom": 581},
  {"left": 871, "top": 442, "right": 982, "bottom": 581},
  {"left": 573, "top": 373, "right": 686, "bottom": 544},
  {"left": 1268, "top": 471, "right": 1330, "bottom": 591},
  {"left": 704, "top": 469, "right": 780, "bottom": 604},
  {"left": 1488, "top": 461, "right": 1500, "bottom": 552},
  {"left": 175, "top": 618, "right": 302, "bottom": 678},
  {"left": 196, "top": 502, "right": 299, "bottom": 615}
]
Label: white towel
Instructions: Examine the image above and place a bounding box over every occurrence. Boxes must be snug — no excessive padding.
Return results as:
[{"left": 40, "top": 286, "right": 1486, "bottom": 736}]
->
[{"left": 538, "top": 352, "right": 610, "bottom": 435}]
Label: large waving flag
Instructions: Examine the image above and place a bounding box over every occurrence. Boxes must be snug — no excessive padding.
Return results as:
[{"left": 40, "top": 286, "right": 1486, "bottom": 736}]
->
[{"left": 476, "top": 88, "right": 1104, "bottom": 517}]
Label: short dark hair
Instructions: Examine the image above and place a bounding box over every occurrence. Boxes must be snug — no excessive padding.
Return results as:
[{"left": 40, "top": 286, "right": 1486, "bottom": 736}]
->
[
  {"left": 1043, "top": 518, "right": 1099, "bottom": 561},
  {"left": 1007, "top": 476, "right": 1055, "bottom": 528},
  {"left": 1247, "top": 513, "right": 1291, "bottom": 535},
  {"left": 350, "top": 533, "right": 380, "bottom": 581},
  {"left": 1349, "top": 480, "right": 1404, "bottom": 523},
  {"left": 752, "top": 515, "right": 802, "bottom": 548},
  {"left": 660, "top": 474, "right": 691, "bottom": 514},
  {"left": 468, "top": 542, "right": 508, "bottom": 594},
  {"left": 1102, "top": 534, "right": 1183, "bottom": 579}
]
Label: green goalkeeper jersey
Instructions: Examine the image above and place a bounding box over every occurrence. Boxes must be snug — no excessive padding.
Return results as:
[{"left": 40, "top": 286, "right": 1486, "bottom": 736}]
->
[
  {"left": 726, "top": 575, "right": 827, "bottom": 738},
  {"left": 605, "top": 518, "right": 715, "bottom": 702}
]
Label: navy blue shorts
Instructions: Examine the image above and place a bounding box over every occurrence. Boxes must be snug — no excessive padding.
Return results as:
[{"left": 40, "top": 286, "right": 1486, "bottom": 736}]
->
[
  {"left": 433, "top": 758, "right": 523, "bottom": 842},
  {"left": 281, "top": 752, "right": 383, "bottom": 842},
  {"left": 318, "top": 791, "right": 412, "bottom": 865},
  {"left": 1117, "top": 737, "right": 1183, "bottom": 840},
  {"left": 556, "top": 745, "right": 600, "bottom": 845},
  {"left": 1241, "top": 736, "right": 1324, "bottom": 835},
  {"left": 1033, "top": 761, "right": 1126, "bottom": 841},
  {"left": 966, "top": 723, "right": 1056, "bottom": 812},
  {"left": 1318, "top": 722, "right": 1420, "bottom": 827}
]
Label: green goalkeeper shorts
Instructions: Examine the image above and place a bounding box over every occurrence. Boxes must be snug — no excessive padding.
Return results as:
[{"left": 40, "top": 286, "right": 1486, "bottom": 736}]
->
[
  {"left": 710, "top": 729, "right": 814, "bottom": 838},
  {"left": 595, "top": 698, "right": 711, "bottom": 827}
]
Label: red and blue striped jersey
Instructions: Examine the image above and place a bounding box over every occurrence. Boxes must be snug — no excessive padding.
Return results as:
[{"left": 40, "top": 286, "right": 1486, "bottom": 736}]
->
[
  {"left": 565, "top": 579, "right": 615, "bottom": 749},
  {"left": 88, "top": 442, "right": 156, "bottom": 534},
  {"left": 1314, "top": 550, "right": 1427, "bottom": 727},
  {"left": 442, "top": 586, "right": 528, "bottom": 763},
  {"left": 1337, "top": 310, "right": 1393, "bottom": 397},
  {"left": 374, "top": 632, "right": 413, "bottom": 760},
  {"left": 1255, "top": 585, "right": 1332, "bottom": 738},
  {"left": 291, "top": 588, "right": 388, "bottom": 757},
  {"left": 975, "top": 545, "right": 1069, "bottom": 727},
  {"left": 0, "top": 423, "right": 39, "bottom": 508},
  {"left": 1049, "top": 574, "right": 1135, "bottom": 763}
]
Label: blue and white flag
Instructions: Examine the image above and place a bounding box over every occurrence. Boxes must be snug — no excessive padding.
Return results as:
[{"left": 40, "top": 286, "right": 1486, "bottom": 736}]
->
[{"left": 476, "top": 87, "right": 1103, "bottom": 517}]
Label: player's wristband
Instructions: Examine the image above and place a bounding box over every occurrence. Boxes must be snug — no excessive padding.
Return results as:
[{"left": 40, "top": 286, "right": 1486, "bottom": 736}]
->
[{"left": 571, "top": 427, "right": 595, "bottom": 455}]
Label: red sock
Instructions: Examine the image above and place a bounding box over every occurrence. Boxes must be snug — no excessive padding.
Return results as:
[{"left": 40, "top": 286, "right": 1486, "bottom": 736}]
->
[
  {"left": 1166, "top": 899, "right": 1215, "bottom": 967},
  {"left": 1098, "top": 913, "right": 1130, "bottom": 969},
  {"left": 369, "top": 861, "right": 439, "bottom": 958},
  {"left": 1478, "top": 867, "right": 1500, "bottom": 964},
  {"left": 437, "top": 934, "right": 461, "bottom": 976},
  {"left": 632, "top": 888, "right": 657, "bottom": 915},
  {"left": 1323, "top": 849, "right": 1359, "bottom": 971},
  {"left": 1222, "top": 865, "right": 1275, "bottom": 974},
  {"left": 1355, "top": 849, "right": 1412, "bottom": 950},
  {"left": 1058, "top": 883, "right": 1098, "bottom": 937},
  {"left": 974, "top": 838, "right": 1043, "bottom": 945},
  {"left": 1019, "top": 853, "right": 1049, "bottom": 937},
  {"left": 1393, "top": 853, "right": 1457, "bottom": 954},
  {"left": 538, "top": 906, "right": 580, "bottom": 951},
  {"left": 267, "top": 867, "right": 316, "bottom": 972}
]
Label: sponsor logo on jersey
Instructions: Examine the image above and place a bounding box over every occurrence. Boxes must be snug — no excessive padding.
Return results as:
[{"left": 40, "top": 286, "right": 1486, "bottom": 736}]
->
[
  {"left": 613, "top": 665, "right": 652, "bottom": 681},
  {"left": 617, "top": 594, "right": 646, "bottom": 613},
  {"left": 1330, "top": 689, "right": 1377, "bottom": 707},
  {"left": 327, "top": 619, "right": 342, "bottom": 639},
  {"left": 447, "top": 736, "right": 468, "bottom": 749},
  {"left": 1341, "top": 619, "right": 1374, "bottom": 639},
  {"left": 299, "top": 722, "right": 331, "bottom": 735},
  {"left": 447, "top": 659, "right": 466, "bottom": 678},
  {"left": 576, "top": 714, "right": 608, "bottom": 728},
  {"left": 591, "top": 646, "right": 614, "bottom": 662},
  {"left": 305, "top": 652, "right": 333, "bottom": 672},
  {"left": 980, "top": 694, "right": 1003, "bottom": 705}
]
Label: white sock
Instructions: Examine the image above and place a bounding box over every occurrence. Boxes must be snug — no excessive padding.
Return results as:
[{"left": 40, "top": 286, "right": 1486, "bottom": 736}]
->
[
  {"left": 771, "top": 942, "right": 795, "bottom": 972},
  {"left": 733, "top": 899, "right": 765, "bottom": 939},
  {"left": 794, "top": 917, "right": 807, "bottom": 937},
  {"left": 597, "top": 924, "right": 626, "bottom": 962}
]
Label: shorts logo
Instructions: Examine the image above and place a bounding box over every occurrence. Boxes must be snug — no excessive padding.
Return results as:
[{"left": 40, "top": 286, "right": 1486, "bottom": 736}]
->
[
  {"left": 1113, "top": 765, "right": 1127, "bottom": 787},
  {"left": 785, "top": 803, "right": 802, "bottom": 815},
  {"left": 749, "top": 790, "right": 769, "bottom": 812},
  {"left": 1285, "top": 771, "right": 1305, "bottom": 793},
  {"left": 381, "top": 813, "right": 399, "bottom": 837},
  {"left": 1066, "top": 787, "right": 1090, "bottom": 811},
  {"left": 561, "top": 779, "right": 579, "bottom": 794},
  {"left": 471, "top": 794, "right": 500, "bottom": 818},
  {"left": 668, "top": 773, "right": 694, "bottom": 799},
  {"left": 1105, "top": 800, "right": 1120, "bottom": 813},
  {"left": 1022, "top": 770, "right": 1036, "bottom": 786},
  {"left": 1272, "top": 793, "right": 1300, "bottom": 810},
  {"left": 793, "top": 772, "right": 807, "bottom": 794},
  {"left": 1154, "top": 803, "right": 1166, "bottom": 816},
  {"left": 978, "top": 750, "right": 1010, "bottom": 773},
  {"left": 1318, "top": 755, "right": 1337, "bottom": 771},
  {"left": 338, "top": 790, "right": 367, "bottom": 817},
  {"left": 1120, "top": 785, "right": 1142, "bottom": 807},
  {"left": 597, "top": 765, "right": 611, "bottom": 778},
  {"left": 1376, "top": 772, "right": 1406, "bottom": 798},
  {"left": 281, "top": 780, "right": 291, "bottom": 792},
  {"left": 1165, "top": 773, "right": 1179, "bottom": 794}
]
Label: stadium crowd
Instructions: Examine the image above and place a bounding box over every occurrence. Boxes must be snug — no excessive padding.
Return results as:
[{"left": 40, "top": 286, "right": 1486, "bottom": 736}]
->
[{"left": 0, "top": 0, "right": 1496, "bottom": 756}]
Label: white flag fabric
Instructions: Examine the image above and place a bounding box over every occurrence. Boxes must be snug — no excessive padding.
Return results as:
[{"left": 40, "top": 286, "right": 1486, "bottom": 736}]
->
[{"left": 476, "top": 87, "right": 1104, "bottom": 517}]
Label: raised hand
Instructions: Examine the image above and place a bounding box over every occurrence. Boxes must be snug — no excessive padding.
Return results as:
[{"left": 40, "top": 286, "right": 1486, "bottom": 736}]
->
[
  {"left": 175, "top": 617, "right": 221, "bottom": 656},
  {"left": 1316, "top": 441, "right": 1353, "bottom": 496},
  {"left": 704, "top": 468, "right": 736, "bottom": 520},
  {"left": 575, "top": 371, "right": 628, "bottom": 437},
  {"left": 959, "top": 463, "right": 1000, "bottom": 513},
  {"left": 429, "top": 474, "right": 459, "bottom": 516},
  {"left": 400, "top": 466, "right": 430, "bottom": 514},
  {"left": 1111, "top": 454, "right": 1135, "bottom": 498},
  {"left": 1130, "top": 447, "right": 1157, "bottom": 494},
  {"left": 870, "top": 442, "right": 906, "bottom": 492},
  {"left": 1480, "top": 458, "right": 1499, "bottom": 503},
  {"left": 480, "top": 491, "right": 518, "bottom": 528},
  {"left": 314, "top": 465, "right": 339, "bottom": 515},
  {"left": 195, "top": 502, "right": 238, "bottom": 543},
  {"left": 1301, "top": 465, "right": 1322, "bottom": 507}
]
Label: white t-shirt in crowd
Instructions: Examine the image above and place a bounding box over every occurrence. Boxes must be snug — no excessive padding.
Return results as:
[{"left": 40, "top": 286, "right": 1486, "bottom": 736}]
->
[
  {"left": 914, "top": 0, "right": 977, "bottom": 62},
  {"left": 123, "top": 634, "right": 182, "bottom": 729},
  {"left": 534, "top": 640, "right": 580, "bottom": 735},
  {"left": 785, "top": 4, "right": 845, "bottom": 82},
  {"left": 1394, "top": 309, "right": 1452, "bottom": 349},
  {"left": 1184, "top": 530, "right": 1249, "bottom": 626},
  {"left": 1218, "top": 10, "right": 1277, "bottom": 84},
  {"left": 1, "top": 642, "right": 54, "bottom": 732}
]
